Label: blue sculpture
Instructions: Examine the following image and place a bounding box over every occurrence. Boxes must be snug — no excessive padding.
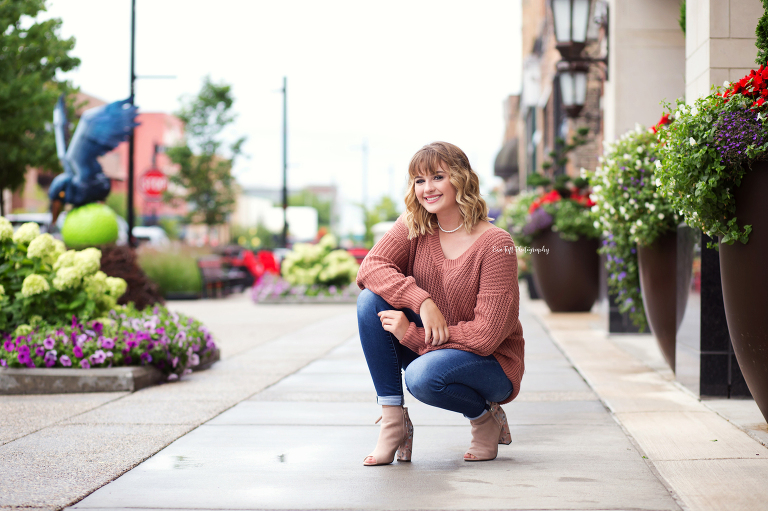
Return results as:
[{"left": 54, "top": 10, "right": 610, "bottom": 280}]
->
[{"left": 49, "top": 95, "right": 139, "bottom": 224}]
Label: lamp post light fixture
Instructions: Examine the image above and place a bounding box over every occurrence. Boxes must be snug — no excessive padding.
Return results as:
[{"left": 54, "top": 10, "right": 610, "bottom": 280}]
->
[
  {"left": 551, "top": 0, "right": 592, "bottom": 61},
  {"left": 557, "top": 61, "right": 589, "bottom": 118}
]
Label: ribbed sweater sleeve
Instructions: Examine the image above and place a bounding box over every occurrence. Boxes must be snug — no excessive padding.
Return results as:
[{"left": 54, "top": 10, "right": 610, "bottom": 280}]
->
[
  {"left": 399, "top": 233, "right": 519, "bottom": 357},
  {"left": 356, "top": 215, "right": 431, "bottom": 311}
]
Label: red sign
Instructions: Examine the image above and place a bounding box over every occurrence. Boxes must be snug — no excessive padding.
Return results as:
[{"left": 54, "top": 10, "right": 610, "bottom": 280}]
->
[{"left": 140, "top": 168, "right": 168, "bottom": 200}]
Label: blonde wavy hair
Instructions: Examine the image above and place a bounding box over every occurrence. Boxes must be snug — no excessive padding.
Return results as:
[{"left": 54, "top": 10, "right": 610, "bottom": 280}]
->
[{"left": 403, "top": 141, "right": 490, "bottom": 239}]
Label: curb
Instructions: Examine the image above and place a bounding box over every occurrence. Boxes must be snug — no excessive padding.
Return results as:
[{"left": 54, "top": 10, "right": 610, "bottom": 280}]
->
[{"left": 0, "top": 349, "right": 220, "bottom": 395}]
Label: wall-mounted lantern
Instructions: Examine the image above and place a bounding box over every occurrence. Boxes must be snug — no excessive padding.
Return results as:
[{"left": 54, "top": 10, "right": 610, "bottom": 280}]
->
[
  {"left": 551, "top": 0, "right": 592, "bottom": 61},
  {"left": 557, "top": 61, "right": 589, "bottom": 118},
  {"left": 549, "top": 0, "right": 609, "bottom": 119}
]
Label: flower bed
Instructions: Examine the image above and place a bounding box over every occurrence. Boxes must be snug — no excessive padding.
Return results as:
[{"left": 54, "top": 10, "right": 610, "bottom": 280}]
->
[
  {"left": 1, "top": 304, "right": 218, "bottom": 381},
  {"left": 251, "top": 273, "right": 360, "bottom": 303}
]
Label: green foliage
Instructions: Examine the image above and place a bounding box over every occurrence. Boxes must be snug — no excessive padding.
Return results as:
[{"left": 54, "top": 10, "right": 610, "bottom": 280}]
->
[
  {"left": 541, "top": 127, "right": 590, "bottom": 171},
  {"left": 231, "top": 223, "right": 276, "bottom": 250},
  {"left": 500, "top": 191, "right": 538, "bottom": 277},
  {"left": 105, "top": 192, "right": 128, "bottom": 220},
  {"left": 137, "top": 247, "right": 202, "bottom": 296},
  {"left": 289, "top": 189, "right": 333, "bottom": 228},
  {"left": 526, "top": 173, "right": 552, "bottom": 188},
  {"left": 1, "top": 303, "right": 216, "bottom": 379},
  {"left": 158, "top": 218, "right": 180, "bottom": 240},
  {"left": 360, "top": 196, "right": 400, "bottom": 248},
  {"left": 679, "top": 0, "right": 686, "bottom": 34},
  {"left": 757, "top": 0, "right": 768, "bottom": 65},
  {"left": 165, "top": 76, "right": 245, "bottom": 226},
  {"left": 588, "top": 125, "right": 680, "bottom": 331},
  {"left": 656, "top": 91, "right": 763, "bottom": 249},
  {"left": 546, "top": 199, "right": 600, "bottom": 241},
  {"left": 0, "top": 0, "right": 81, "bottom": 214},
  {"left": 281, "top": 233, "right": 359, "bottom": 288},
  {"left": 0, "top": 218, "right": 127, "bottom": 332}
]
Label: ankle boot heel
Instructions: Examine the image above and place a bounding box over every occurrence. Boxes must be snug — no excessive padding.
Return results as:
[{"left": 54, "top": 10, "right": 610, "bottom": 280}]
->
[
  {"left": 491, "top": 404, "right": 512, "bottom": 445},
  {"left": 396, "top": 408, "right": 413, "bottom": 462}
]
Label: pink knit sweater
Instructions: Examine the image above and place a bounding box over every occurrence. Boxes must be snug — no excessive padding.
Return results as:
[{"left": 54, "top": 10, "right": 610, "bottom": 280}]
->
[{"left": 356, "top": 215, "right": 525, "bottom": 403}]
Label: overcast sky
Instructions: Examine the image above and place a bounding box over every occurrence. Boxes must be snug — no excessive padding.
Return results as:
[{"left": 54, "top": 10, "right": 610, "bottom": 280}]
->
[{"left": 44, "top": 0, "right": 522, "bottom": 235}]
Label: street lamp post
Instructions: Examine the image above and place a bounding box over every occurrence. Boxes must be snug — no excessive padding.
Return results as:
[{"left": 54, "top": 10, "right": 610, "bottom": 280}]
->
[{"left": 281, "top": 76, "right": 288, "bottom": 248}]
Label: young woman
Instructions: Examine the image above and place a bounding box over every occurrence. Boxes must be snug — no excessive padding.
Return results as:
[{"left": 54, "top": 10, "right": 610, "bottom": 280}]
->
[{"left": 356, "top": 141, "right": 525, "bottom": 466}]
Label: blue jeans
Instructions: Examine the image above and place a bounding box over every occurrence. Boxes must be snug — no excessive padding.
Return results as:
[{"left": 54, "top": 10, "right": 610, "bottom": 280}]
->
[{"left": 357, "top": 289, "right": 514, "bottom": 419}]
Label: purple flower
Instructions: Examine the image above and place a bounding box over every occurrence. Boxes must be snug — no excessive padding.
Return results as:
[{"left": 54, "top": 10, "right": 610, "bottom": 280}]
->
[
  {"left": 124, "top": 355, "right": 133, "bottom": 365},
  {"left": 618, "top": 272, "right": 627, "bottom": 281},
  {"left": 93, "top": 322, "right": 103, "bottom": 335},
  {"left": 43, "top": 337, "right": 55, "bottom": 350},
  {"left": 190, "top": 353, "right": 200, "bottom": 366},
  {"left": 44, "top": 350, "right": 57, "bottom": 367},
  {"left": 35, "top": 346, "right": 45, "bottom": 357},
  {"left": 76, "top": 334, "right": 88, "bottom": 347},
  {"left": 172, "top": 356, "right": 179, "bottom": 368},
  {"left": 73, "top": 346, "right": 83, "bottom": 358},
  {"left": 101, "top": 337, "right": 115, "bottom": 350},
  {"left": 17, "top": 351, "right": 31, "bottom": 364},
  {"left": 156, "top": 327, "right": 165, "bottom": 335},
  {"left": 0, "top": 359, "right": 6, "bottom": 367},
  {"left": 3, "top": 340, "right": 14, "bottom": 352},
  {"left": 140, "top": 352, "right": 152, "bottom": 364},
  {"left": 80, "top": 359, "right": 91, "bottom": 369},
  {"left": 328, "top": 285, "right": 337, "bottom": 294},
  {"left": 60, "top": 355, "right": 72, "bottom": 367},
  {"left": 89, "top": 350, "right": 107, "bottom": 365}
]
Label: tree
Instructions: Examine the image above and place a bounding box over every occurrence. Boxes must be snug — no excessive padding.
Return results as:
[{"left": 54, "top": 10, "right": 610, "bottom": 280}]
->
[
  {"left": 361, "top": 196, "right": 400, "bottom": 247},
  {"left": 165, "top": 77, "right": 245, "bottom": 230},
  {"left": 289, "top": 189, "right": 333, "bottom": 229},
  {"left": 0, "top": 0, "right": 80, "bottom": 215}
]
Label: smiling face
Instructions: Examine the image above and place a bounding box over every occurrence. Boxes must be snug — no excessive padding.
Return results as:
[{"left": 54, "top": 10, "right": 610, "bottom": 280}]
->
[{"left": 413, "top": 163, "right": 458, "bottom": 215}]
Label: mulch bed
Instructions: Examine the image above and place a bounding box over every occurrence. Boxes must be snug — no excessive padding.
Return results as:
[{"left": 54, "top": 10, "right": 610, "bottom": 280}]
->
[{"left": 99, "top": 245, "right": 165, "bottom": 310}]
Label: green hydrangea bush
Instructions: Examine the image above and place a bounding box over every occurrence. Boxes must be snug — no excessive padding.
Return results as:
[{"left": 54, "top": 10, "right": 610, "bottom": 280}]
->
[
  {"left": 589, "top": 123, "right": 681, "bottom": 330},
  {"left": 252, "top": 234, "right": 360, "bottom": 303},
  {"left": 0, "top": 219, "right": 127, "bottom": 333}
]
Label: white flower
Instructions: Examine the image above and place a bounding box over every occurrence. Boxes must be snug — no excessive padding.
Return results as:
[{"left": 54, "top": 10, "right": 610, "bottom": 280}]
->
[
  {"left": 653, "top": 193, "right": 659, "bottom": 198},
  {"left": 628, "top": 198, "right": 636, "bottom": 205},
  {"left": 619, "top": 206, "right": 626, "bottom": 215},
  {"left": 636, "top": 160, "right": 642, "bottom": 168},
  {"left": 27, "top": 233, "right": 55, "bottom": 262},
  {"left": 655, "top": 160, "right": 662, "bottom": 170},
  {"left": 12, "top": 222, "right": 40, "bottom": 245},
  {"left": 648, "top": 203, "right": 656, "bottom": 212},
  {"left": 591, "top": 205, "right": 600, "bottom": 213},
  {"left": 658, "top": 213, "right": 665, "bottom": 220},
  {"left": 623, "top": 192, "right": 629, "bottom": 199},
  {"left": 636, "top": 146, "right": 644, "bottom": 154},
  {"left": 593, "top": 221, "right": 600, "bottom": 229},
  {"left": 690, "top": 137, "right": 697, "bottom": 146},
  {"left": 636, "top": 219, "right": 643, "bottom": 226},
  {"left": 723, "top": 80, "right": 730, "bottom": 88},
  {"left": 21, "top": 274, "right": 50, "bottom": 297},
  {"left": 655, "top": 177, "right": 662, "bottom": 186},
  {"left": 0, "top": 217, "right": 12, "bottom": 242},
  {"left": 691, "top": 106, "right": 699, "bottom": 116},
  {"left": 580, "top": 167, "right": 587, "bottom": 178},
  {"left": 630, "top": 226, "right": 636, "bottom": 234}
]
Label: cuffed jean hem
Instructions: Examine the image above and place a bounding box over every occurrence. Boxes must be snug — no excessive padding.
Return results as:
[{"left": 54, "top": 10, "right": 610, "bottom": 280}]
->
[
  {"left": 377, "top": 395, "right": 405, "bottom": 406},
  {"left": 466, "top": 409, "right": 488, "bottom": 421}
]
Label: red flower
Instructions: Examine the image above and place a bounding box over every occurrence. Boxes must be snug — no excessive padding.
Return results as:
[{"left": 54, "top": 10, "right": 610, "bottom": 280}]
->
[{"left": 528, "top": 190, "right": 562, "bottom": 213}]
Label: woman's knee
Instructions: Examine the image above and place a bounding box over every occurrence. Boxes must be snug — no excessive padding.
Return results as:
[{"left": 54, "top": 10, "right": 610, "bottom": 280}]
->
[
  {"left": 357, "top": 289, "right": 392, "bottom": 318},
  {"left": 404, "top": 357, "right": 443, "bottom": 401}
]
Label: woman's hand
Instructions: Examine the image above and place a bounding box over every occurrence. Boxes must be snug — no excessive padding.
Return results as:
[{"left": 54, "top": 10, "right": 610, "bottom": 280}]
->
[
  {"left": 419, "top": 298, "right": 450, "bottom": 346},
  {"left": 378, "top": 310, "right": 410, "bottom": 341}
]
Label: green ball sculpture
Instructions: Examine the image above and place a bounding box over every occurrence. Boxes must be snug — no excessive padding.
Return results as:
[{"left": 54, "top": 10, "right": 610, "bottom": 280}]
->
[{"left": 61, "top": 203, "right": 119, "bottom": 248}]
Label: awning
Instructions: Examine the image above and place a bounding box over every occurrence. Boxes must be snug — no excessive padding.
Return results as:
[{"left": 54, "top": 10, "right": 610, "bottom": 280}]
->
[{"left": 494, "top": 139, "right": 519, "bottom": 179}]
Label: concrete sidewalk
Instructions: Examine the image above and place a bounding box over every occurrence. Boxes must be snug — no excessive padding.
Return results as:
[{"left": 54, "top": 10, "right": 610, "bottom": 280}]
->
[
  {"left": 67, "top": 301, "right": 680, "bottom": 511},
  {"left": 2, "top": 290, "right": 767, "bottom": 510}
]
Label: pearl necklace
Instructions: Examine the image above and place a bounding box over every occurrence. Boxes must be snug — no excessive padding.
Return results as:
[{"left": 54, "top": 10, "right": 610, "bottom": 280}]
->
[{"left": 438, "top": 221, "right": 461, "bottom": 233}]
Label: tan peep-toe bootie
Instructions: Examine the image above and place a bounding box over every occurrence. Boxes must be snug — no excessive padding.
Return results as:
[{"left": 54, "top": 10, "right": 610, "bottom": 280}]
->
[
  {"left": 464, "top": 402, "right": 512, "bottom": 462},
  {"left": 363, "top": 405, "right": 413, "bottom": 466}
]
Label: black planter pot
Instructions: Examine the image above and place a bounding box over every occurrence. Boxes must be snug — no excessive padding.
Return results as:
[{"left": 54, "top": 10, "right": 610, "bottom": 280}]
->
[
  {"left": 719, "top": 163, "right": 768, "bottom": 422},
  {"left": 530, "top": 229, "right": 600, "bottom": 312},
  {"left": 637, "top": 230, "right": 695, "bottom": 371}
]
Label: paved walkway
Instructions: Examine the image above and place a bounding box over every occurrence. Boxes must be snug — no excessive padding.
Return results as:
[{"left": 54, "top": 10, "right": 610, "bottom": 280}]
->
[
  {"left": 2, "top": 290, "right": 767, "bottom": 510},
  {"left": 68, "top": 298, "right": 679, "bottom": 511}
]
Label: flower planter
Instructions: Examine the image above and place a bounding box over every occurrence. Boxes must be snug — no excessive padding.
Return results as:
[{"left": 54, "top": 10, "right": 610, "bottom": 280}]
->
[
  {"left": 719, "top": 163, "right": 768, "bottom": 421},
  {"left": 530, "top": 229, "right": 599, "bottom": 312},
  {"left": 637, "top": 229, "right": 694, "bottom": 371}
]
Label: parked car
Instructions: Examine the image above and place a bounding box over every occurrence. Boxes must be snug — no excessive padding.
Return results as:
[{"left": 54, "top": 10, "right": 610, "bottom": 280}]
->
[{"left": 132, "top": 226, "right": 170, "bottom": 247}]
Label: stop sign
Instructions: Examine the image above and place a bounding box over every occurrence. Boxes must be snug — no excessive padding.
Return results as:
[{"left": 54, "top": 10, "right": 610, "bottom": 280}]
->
[{"left": 140, "top": 168, "right": 168, "bottom": 200}]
